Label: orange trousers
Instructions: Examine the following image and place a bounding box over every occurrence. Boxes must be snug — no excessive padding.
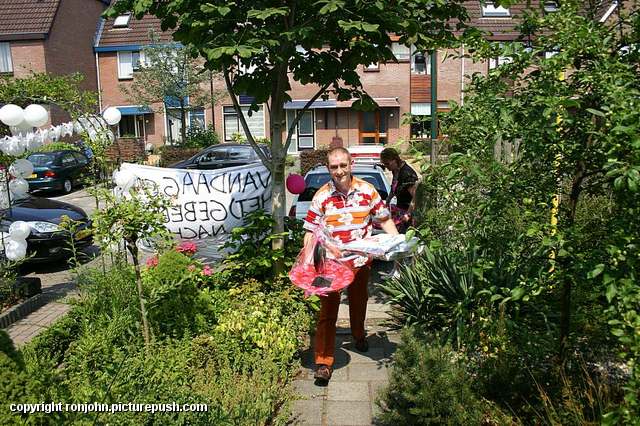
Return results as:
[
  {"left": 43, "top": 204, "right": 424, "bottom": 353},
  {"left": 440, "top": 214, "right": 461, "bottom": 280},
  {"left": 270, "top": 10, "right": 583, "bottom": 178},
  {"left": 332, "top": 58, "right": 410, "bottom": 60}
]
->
[{"left": 314, "top": 265, "right": 370, "bottom": 367}]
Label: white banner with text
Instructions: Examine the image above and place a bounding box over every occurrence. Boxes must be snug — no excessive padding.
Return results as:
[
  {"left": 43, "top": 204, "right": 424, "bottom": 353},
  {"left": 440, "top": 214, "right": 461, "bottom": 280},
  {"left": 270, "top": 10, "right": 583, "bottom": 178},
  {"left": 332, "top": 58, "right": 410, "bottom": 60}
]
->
[{"left": 120, "top": 162, "right": 272, "bottom": 244}]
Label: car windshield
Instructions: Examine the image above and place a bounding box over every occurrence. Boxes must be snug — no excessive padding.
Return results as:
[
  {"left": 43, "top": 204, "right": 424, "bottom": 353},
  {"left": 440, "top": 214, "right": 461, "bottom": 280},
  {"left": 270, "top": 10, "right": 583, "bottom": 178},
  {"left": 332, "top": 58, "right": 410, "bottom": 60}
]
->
[
  {"left": 298, "top": 171, "right": 387, "bottom": 201},
  {"left": 27, "top": 153, "right": 57, "bottom": 167}
]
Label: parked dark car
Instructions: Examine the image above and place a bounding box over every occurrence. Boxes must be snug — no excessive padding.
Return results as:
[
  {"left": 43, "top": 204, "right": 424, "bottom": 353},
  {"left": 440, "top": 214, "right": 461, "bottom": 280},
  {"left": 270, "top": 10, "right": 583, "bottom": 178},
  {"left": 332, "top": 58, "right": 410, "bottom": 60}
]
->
[
  {"left": 169, "top": 143, "right": 271, "bottom": 170},
  {"left": 26, "top": 150, "right": 92, "bottom": 194},
  {"left": 0, "top": 196, "right": 92, "bottom": 262}
]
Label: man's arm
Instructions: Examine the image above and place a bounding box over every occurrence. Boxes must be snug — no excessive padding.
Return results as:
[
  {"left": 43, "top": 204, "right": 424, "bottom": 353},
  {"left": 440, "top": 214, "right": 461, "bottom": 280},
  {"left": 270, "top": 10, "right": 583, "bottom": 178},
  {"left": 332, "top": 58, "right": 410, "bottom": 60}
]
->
[{"left": 379, "top": 216, "right": 399, "bottom": 235}]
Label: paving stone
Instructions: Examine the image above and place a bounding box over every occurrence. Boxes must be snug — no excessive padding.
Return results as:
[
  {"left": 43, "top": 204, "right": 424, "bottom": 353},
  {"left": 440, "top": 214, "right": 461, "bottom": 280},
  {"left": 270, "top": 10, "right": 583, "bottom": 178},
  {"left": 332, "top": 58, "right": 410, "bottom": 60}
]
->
[
  {"left": 325, "top": 401, "right": 371, "bottom": 425},
  {"left": 348, "top": 364, "right": 389, "bottom": 382},
  {"left": 294, "top": 380, "right": 326, "bottom": 400},
  {"left": 291, "top": 400, "right": 324, "bottom": 425},
  {"left": 335, "top": 347, "right": 385, "bottom": 364},
  {"left": 327, "top": 382, "right": 370, "bottom": 402}
]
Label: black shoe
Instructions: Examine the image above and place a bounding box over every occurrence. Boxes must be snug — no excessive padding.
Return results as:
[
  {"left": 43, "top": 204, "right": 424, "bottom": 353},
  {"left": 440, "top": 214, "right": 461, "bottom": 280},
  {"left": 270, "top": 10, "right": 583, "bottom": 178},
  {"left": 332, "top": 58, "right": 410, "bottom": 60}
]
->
[
  {"left": 314, "top": 364, "right": 333, "bottom": 384},
  {"left": 355, "top": 338, "right": 369, "bottom": 352}
]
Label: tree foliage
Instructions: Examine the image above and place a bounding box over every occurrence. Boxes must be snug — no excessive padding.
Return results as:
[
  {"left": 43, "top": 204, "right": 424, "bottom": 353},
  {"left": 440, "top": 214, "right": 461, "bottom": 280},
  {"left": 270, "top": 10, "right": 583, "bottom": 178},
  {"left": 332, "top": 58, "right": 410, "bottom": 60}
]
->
[
  {"left": 107, "top": 0, "right": 473, "bottom": 273},
  {"left": 119, "top": 32, "right": 221, "bottom": 144},
  {"left": 415, "top": 1, "right": 640, "bottom": 420}
]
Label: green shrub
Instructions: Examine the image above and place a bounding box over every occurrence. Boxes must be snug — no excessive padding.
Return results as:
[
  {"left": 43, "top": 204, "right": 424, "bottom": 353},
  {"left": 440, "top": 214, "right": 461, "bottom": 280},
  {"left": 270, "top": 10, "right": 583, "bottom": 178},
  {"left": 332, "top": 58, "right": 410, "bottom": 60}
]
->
[
  {"left": 143, "top": 250, "right": 202, "bottom": 337},
  {"left": 33, "top": 142, "right": 81, "bottom": 153},
  {"left": 182, "top": 126, "right": 220, "bottom": 148},
  {"left": 218, "top": 211, "right": 304, "bottom": 284},
  {"left": 376, "top": 328, "right": 511, "bottom": 425},
  {"left": 23, "top": 310, "right": 83, "bottom": 367},
  {"left": 379, "top": 248, "right": 498, "bottom": 350}
]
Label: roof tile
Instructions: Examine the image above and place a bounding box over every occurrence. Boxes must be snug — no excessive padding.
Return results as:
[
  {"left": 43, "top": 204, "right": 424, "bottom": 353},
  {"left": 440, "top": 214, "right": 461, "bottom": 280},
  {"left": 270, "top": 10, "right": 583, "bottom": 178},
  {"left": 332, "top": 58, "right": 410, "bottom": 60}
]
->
[{"left": 0, "top": 0, "right": 61, "bottom": 36}]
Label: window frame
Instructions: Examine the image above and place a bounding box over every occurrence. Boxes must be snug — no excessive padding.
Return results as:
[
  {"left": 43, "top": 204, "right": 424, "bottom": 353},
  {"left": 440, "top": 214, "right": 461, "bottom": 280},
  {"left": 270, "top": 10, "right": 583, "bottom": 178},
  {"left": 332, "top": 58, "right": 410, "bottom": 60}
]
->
[
  {"left": 113, "top": 14, "right": 131, "bottom": 28},
  {"left": 391, "top": 43, "right": 411, "bottom": 62},
  {"left": 222, "top": 105, "right": 265, "bottom": 142},
  {"left": 411, "top": 48, "right": 431, "bottom": 75},
  {"left": 481, "top": 2, "right": 511, "bottom": 17},
  {"left": 286, "top": 109, "right": 315, "bottom": 152},
  {"left": 0, "top": 42, "right": 13, "bottom": 74}
]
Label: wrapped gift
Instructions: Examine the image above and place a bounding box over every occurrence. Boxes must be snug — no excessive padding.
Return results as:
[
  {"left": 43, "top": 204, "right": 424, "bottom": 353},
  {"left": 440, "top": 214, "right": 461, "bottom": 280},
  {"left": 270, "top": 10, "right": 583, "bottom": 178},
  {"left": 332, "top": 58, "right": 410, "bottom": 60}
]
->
[
  {"left": 289, "top": 224, "right": 355, "bottom": 297},
  {"left": 340, "top": 234, "right": 419, "bottom": 261}
]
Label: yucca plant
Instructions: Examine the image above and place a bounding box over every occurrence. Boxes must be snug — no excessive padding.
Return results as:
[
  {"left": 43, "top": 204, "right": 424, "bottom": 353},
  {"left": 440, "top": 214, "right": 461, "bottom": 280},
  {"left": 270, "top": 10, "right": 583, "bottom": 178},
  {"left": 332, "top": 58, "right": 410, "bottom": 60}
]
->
[{"left": 379, "top": 248, "right": 486, "bottom": 349}]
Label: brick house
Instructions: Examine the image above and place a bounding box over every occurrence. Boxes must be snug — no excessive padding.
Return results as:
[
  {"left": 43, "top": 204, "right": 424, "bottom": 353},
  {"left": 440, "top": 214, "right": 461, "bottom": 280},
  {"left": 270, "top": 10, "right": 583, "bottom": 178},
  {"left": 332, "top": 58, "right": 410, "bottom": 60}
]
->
[
  {"left": 0, "top": 0, "right": 109, "bottom": 123},
  {"left": 94, "top": 1, "right": 607, "bottom": 152}
]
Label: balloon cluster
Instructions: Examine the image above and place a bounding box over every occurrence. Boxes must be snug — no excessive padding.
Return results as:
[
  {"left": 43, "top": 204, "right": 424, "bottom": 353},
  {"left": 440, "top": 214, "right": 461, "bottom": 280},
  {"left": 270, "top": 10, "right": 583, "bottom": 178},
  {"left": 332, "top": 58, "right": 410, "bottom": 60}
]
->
[
  {"left": 4, "top": 221, "right": 30, "bottom": 261},
  {"left": 0, "top": 105, "right": 121, "bottom": 155}
]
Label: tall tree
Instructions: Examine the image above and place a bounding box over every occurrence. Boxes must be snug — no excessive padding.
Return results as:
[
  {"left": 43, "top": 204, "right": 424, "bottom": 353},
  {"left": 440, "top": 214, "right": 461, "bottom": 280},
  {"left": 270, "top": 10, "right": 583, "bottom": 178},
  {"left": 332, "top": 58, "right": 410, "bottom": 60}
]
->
[
  {"left": 119, "top": 32, "right": 219, "bottom": 144},
  {"left": 107, "top": 0, "right": 472, "bottom": 272}
]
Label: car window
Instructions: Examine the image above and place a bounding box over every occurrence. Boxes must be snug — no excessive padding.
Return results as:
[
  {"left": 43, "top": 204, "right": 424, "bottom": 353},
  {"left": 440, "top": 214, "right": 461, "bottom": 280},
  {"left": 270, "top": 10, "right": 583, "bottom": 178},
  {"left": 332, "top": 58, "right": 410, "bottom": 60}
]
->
[
  {"left": 227, "top": 146, "right": 253, "bottom": 161},
  {"left": 27, "top": 153, "right": 56, "bottom": 167},
  {"left": 72, "top": 152, "right": 89, "bottom": 165},
  {"left": 200, "top": 148, "right": 228, "bottom": 163},
  {"left": 61, "top": 153, "right": 77, "bottom": 167},
  {"left": 298, "top": 171, "right": 387, "bottom": 202}
]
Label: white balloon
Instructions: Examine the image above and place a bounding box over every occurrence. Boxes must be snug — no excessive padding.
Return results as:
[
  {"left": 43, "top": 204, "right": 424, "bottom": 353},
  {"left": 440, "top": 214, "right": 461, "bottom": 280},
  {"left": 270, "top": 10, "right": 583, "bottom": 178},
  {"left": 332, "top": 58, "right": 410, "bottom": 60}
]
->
[
  {"left": 114, "top": 169, "right": 135, "bottom": 188},
  {"left": 23, "top": 104, "right": 49, "bottom": 127},
  {"left": 5, "top": 239, "right": 27, "bottom": 261},
  {"left": 0, "top": 104, "right": 24, "bottom": 127},
  {"left": 9, "top": 177, "right": 29, "bottom": 196},
  {"left": 4, "top": 240, "right": 27, "bottom": 260},
  {"left": 9, "top": 221, "right": 31, "bottom": 239},
  {"left": 103, "top": 107, "right": 122, "bottom": 125}
]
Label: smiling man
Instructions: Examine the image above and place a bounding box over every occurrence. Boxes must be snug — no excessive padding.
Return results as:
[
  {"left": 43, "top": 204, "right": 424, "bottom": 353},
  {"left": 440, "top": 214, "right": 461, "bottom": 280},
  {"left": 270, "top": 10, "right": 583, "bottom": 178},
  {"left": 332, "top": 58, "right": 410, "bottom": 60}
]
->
[{"left": 303, "top": 146, "right": 398, "bottom": 384}]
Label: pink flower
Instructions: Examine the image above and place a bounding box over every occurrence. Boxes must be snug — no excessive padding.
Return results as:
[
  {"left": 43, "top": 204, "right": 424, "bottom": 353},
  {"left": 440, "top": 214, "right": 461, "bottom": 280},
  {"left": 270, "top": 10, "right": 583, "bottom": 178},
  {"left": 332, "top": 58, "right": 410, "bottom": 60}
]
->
[
  {"left": 202, "top": 265, "right": 213, "bottom": 276},
  {"left": 146, "top": 256, "right": 158, "bottom": 268},
  {"left": 176, "top": 241, "right": 197, "bottom": 256}
]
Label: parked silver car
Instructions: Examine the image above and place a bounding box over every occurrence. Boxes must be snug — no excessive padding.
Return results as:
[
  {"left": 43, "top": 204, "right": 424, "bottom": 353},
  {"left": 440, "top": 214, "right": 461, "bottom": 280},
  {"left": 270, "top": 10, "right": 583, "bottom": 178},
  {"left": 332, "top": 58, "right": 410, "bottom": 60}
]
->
[{"left": 288, "top": 164, "right": 391, "bottom": 227}]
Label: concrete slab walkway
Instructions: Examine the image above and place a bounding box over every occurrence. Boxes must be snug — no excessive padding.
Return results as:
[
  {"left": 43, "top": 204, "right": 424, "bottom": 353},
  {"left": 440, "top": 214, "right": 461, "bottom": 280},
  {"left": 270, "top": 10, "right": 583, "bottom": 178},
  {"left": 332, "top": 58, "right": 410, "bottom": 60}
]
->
[{"left": 291, "top": 261, "right": 399, "bottom": 425}]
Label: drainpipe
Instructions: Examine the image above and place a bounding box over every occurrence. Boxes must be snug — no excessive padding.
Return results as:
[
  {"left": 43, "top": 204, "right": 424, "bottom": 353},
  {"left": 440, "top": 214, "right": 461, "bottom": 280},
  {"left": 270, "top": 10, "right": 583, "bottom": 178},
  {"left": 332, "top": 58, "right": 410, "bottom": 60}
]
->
[
  {"left": 430, "top": 50, "right": 437, "bottom": 165},
  {"left": 95, "top": 52, "right": 102, "bottom": 111},
  {"left": 460, "top": 44, "right": 465, "bottom": 105}
]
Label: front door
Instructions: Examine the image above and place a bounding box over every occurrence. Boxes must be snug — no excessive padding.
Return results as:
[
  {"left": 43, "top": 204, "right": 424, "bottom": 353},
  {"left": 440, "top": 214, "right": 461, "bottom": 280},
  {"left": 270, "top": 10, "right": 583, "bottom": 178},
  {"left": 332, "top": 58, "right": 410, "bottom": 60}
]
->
[{"left": 359, "top": 110, "right": 388, "bottom": 144}]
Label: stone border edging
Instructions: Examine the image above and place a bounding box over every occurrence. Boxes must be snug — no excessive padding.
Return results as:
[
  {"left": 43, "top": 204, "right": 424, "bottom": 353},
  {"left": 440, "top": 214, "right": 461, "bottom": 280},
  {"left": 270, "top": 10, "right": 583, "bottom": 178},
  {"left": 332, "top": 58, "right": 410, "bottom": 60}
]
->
[{"left": 0, "top": 293, "right": 47, "bottom": 329}]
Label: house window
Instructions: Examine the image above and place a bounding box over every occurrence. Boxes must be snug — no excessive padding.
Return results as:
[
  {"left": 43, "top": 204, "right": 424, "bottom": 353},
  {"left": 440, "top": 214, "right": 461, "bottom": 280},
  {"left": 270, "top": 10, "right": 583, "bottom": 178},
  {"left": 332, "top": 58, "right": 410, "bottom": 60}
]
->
[
  {"left": 118, "top": 115, "right": 137, "bottom": 137},
  {"left": 117, "top": 51, "right": 144, "bottom": 79},
  {"left": 543, "top": 1, "right": 559, "bottom": 12},
  {"left": 411, "top": 49, "right": 431, "bottom": 74},
  {"left": 189, "top": 108, "right": 206, "bottom": 129},
  {"left": 113, "top": 14, "right": 131, "bottom": 28},
  {"left": 0, "top": 43, "right": 12, "bottom": 74},
  {"left": 481, "top": 2, "right": 511, "bottom": 17},
  {"left": 223, "top": 105, "right": 265, "bottom": 141},
  {"left": 364, "top": 62, "right": 379, "bottom": 71},
  {"left": 286, "top": 109, "right": 315, "bottom": 152},
  {"left": 392, "top": 43, "right": 410, "bottom": 61},
  {"left": 488, "top": 43, "right": 512, "bottom": 69}
]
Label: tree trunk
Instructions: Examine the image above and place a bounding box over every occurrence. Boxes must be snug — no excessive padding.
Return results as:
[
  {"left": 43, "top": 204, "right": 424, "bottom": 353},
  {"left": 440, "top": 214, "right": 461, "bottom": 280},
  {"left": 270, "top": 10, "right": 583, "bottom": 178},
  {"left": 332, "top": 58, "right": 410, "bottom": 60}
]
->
[
  {"left": 128, "top": 242, "right": 151, "bottom": 347},
  {"left": 559, "top": 162, "right": 585, "bottom": 362},
  {"left": 180, "top": 101, "right": 188, "bottom": 144},
  {"left": 267, "top": 63, "right": 290, "bottom": 275}
]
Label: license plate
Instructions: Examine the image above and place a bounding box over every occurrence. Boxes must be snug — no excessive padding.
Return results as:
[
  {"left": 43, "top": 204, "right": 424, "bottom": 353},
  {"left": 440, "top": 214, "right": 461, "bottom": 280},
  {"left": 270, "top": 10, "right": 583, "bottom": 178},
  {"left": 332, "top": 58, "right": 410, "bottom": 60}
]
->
[{"left": 28, "top": 173, "right": 37, "bottom": 179}]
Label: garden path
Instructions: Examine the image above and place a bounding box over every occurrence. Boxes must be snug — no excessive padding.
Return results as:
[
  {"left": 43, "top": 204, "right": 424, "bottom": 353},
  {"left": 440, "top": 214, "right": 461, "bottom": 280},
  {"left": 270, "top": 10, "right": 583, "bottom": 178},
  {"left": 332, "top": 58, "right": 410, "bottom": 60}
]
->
[{"left": 291, "top": 261, "right": 399, "bottom": 426}]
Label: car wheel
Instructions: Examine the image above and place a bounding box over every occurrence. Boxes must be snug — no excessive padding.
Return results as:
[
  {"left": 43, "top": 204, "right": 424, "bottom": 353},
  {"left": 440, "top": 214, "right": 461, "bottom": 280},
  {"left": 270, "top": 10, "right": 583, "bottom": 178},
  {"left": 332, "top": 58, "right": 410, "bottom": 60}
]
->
[{"left": 63, "top": 179, "right": 73, "bottom": 194}]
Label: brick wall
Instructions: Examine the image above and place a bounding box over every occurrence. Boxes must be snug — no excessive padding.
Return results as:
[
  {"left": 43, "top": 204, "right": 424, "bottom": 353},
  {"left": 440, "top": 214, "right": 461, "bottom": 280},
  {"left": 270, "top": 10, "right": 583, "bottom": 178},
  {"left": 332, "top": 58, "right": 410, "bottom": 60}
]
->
[
  {"left": 45, "top": 0, "right": 105, "bottom": 93},
  {"left": 9, "top": 41, "right": 46, "bottom": 77},
  {"left": 105, "top": 137, "right": 147, "bottom": 163}
]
